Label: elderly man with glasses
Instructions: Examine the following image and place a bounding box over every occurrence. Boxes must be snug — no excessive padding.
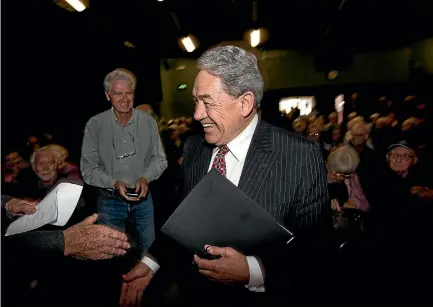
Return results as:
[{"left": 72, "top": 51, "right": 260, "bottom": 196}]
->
[{"left": 81, "top": 68, "right": 167, "bottom": 257}]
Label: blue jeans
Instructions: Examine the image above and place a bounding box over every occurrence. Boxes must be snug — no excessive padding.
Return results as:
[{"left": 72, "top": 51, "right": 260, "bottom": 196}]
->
[{"left": 97, "top": 190, "right": 155, "bottom": 256}]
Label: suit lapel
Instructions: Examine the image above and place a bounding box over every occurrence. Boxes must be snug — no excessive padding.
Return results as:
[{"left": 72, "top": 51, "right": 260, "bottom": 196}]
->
[{"left": 238, "top": 121, "right": 280, "bottom": 203}]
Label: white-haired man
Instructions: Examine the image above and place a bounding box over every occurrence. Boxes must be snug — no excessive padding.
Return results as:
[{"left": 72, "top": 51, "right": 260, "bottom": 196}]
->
[
  {"left": 81, "top": 68, "right": 167, "bottom": 257},
  {"left": 120, "top": 47, "right": 331, "bottom": 306}
]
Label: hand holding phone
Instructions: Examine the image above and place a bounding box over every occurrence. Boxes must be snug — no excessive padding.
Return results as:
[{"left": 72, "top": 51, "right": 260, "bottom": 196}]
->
[{"left": 125, "top": 188, "right": 139, "bottom": 198}]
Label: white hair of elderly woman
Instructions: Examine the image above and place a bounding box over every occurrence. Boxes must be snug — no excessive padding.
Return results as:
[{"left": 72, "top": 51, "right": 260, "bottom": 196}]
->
[{"left": 327, "top": 145, "right": 360, "bottom": 175}]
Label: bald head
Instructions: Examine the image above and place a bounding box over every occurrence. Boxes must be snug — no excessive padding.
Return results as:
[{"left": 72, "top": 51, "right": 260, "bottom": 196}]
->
[
  {"left": 136, "top": 104, "right": 154, "bottom": 114},
  {"left": 350, "top": 122, "right": 369, "bottom": 149},
  {"left": 352, "top": 122, "right": 369, "bottom": 135}
]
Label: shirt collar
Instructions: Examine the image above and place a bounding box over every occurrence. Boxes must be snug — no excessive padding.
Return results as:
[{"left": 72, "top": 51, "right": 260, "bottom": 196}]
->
[
  {"left": 225, "top": 114, "right": 258, "bottom": 163},
  {"left": 111, "top": 107, "right": 135, "bottom": 126}
]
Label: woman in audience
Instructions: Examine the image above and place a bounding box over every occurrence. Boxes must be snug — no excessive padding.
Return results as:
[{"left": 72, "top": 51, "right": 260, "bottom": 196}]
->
[{"left": 327, "top": 145, "right": 370, "bottom": 212}]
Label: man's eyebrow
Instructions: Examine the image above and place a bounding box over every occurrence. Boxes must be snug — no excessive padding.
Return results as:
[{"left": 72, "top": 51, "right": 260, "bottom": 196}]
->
[{"left": 197, "top": 94, "right": 213, "bottom": 101}]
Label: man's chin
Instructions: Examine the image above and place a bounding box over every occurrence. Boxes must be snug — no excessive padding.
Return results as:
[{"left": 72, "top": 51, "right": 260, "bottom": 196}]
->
[{"left": 204, "top": 133, "right": 219, "bottom": 145}]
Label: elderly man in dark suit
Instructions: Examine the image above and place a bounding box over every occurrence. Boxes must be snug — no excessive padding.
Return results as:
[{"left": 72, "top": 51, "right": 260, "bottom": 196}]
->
[{"left": 120, "top": 46, "right": 331, "bottom": 306}]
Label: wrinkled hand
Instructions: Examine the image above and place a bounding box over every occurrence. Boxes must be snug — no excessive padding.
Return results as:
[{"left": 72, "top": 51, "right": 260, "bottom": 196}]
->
[
  {"left": 63, "top": 214, "right": 130, "bottom": 260},
  {"left": 194, "top": 246, "right": 249, "bottom": 284},
  {"left": 115, "top": 180, "right": 136, "bottom": 201},
  {"left": 120, "top": 262, "right": 154, "bottom": 307},
  {"left": 331, "top": 199, "right": 342, "bottom": 212},
  {"left": 411, "top": 186, "right": 433, "bottom": 199},
  {"left": 419, "top": 190, "right": 433, "bottom": 200},
  {"left": 5, "top": 198, "right": 38, "bottom": 217},
  {"left": 135, "top": 177, "right": 149, "bottom": 199},
  {"left": 344, "top": 198, "right": 358, "bottom": 209}
]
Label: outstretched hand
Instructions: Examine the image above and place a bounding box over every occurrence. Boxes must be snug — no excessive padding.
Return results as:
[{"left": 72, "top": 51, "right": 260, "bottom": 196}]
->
[
  {"left": 120, "top": 262, "right": 154, "bottom": 307},
  {"left": 63, "top": 214, "right": 130, "bottom": 260}
]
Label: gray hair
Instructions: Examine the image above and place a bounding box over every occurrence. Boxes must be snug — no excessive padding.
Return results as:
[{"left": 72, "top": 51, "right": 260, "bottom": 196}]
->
[
  {"left": 30, "top": 146, "right": 56, "bottom": 168},
  {"left": 197, "top": 46, "right": 264, "bottom": 107},
  {"left": 103, "top": 68, "right": 137, "bottom": 92},
  {"left": 327, "top": 145, "right": 360, "bottom": 174}
]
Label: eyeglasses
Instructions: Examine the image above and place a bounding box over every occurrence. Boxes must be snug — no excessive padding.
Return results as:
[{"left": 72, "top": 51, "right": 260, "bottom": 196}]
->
[
  {"left": 112, "top": 133, "right": 136, "bottom": 160},
  {"left": 388, "top": 153, "right": 414, "bottom": 161},
  {"left": 332, "top": 171, "right": 352, "bottom": 178}
]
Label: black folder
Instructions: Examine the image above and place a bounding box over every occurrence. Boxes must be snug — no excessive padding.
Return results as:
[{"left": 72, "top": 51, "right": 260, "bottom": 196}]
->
[{"left": 161, "top": 169, "right": 295, "bottom": 255}]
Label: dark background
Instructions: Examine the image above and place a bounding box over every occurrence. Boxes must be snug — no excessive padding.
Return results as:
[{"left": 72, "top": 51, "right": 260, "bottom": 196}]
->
[{"left": 2, "top": 0, "right": 432, "bottom": 155}]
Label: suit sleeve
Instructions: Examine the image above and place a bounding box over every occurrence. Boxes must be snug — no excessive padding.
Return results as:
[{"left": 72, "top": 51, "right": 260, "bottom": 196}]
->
[
  {"left": 3, "top": 230, "right": 65, "bottom": 256},
  {"left": 2, "top": 231, "right": 65, "bottom": 293},
  {"left": 260, "top": 142, "right": 333, "bottom": 296}
]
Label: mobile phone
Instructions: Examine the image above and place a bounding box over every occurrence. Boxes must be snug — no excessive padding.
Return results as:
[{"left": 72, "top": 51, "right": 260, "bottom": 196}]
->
[
  {"left": 195, "top": 249, "right": 221, "bottom": 260},
  {"left": 125, "top": 188, "right": 139, "bottom": 198}
]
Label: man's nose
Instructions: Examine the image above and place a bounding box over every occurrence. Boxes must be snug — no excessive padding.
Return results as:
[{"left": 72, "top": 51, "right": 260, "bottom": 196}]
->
[{"left": 193, "top": 102, "right": 206, "bottom": 121}]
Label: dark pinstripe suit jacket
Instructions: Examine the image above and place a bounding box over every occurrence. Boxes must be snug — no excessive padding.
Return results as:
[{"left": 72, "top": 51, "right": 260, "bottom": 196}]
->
[{"left": 150, "top": 120, "right": 332, "bottom": 294}]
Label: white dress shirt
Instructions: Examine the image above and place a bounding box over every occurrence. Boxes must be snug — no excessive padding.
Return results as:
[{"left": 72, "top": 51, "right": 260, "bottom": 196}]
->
[{"left": 141, "top": 114, "right": 265, "bottom": 292}]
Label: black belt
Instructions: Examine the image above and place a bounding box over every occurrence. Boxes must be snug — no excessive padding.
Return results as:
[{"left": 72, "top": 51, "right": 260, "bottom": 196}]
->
[{"left": 98, "top": 188, "right": 121, "bottom": 197}]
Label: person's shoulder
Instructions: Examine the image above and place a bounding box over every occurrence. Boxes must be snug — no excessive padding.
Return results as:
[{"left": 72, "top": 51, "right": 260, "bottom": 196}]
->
[
  {"left": 135, "top": 109, "right": 158, "bottom": 126},
  {"left": 184, "top": 133, "right": 205, "bottom": 149},
  {"left": 263, "top": 121, "right": 318, "bottom": 150},
  {"left": 86, "top": 109, "right": 111, "bottom": 126}
]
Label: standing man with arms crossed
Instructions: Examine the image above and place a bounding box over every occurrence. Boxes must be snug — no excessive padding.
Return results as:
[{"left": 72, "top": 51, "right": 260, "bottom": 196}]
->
[
  {"left": 121, "top": 46, "right": 331, "bottom": 306},
  {"left": 81, "top": 68, "right": 167, "bottom": 258}
]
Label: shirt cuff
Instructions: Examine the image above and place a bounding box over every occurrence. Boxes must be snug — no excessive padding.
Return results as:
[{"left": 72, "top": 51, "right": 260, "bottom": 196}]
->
[
  {"left": 141, "top": 256, "right": 160, "bottom": 274},
  {"left": 245, "top": 256, "right": 265, "bottom": 292}
]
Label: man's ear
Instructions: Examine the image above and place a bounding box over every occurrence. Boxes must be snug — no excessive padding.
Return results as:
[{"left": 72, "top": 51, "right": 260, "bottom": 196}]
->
[
  {"left": 413, "top": 155, "right": 419, "bottom": 166},
  {"left": 240, "top": 91, "right": 255, "bottom": 117},
  {"left": 105, "top": 92, "right": 111, "bottom": 101}
]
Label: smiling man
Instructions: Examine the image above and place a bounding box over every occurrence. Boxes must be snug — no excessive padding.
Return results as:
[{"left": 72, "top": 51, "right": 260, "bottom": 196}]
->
[
  {"left": 120, "top": 46, "right": 331, "bottom": 306},
  {"left": 81, "top": 68, "right": 167, "bottom": 258}
]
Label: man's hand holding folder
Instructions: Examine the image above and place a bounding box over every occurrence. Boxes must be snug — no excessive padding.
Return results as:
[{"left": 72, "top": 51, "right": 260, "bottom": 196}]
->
[{"left": 194, "top": 245, "right": 250, "bottom": 284}]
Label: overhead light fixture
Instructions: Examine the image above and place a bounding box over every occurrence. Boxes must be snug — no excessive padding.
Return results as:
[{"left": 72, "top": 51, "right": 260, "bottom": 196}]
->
[
  {"left": 124, "top": 41, "right": 136, "bottom": 49},
  {"left": 181, "top": 36, "right": 196, "bottom": 53},
  {"left": 65, "top": 0, "right": 87, "bottom": 12},
  {"left": 250, "top": 29, "right": 261, "bottom": 47}
]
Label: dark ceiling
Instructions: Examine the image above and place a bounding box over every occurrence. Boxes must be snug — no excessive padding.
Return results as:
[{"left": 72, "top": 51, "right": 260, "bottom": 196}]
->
[
  {"left": 7, "top": 0, "right": 433, "bottom": 59},
  {"left": 2, "top": 0, "right": 432, "bottom": 149}
]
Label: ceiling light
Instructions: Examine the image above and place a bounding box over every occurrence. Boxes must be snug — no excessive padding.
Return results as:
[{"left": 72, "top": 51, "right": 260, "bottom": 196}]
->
[
  {"left": 124, "top": 41, "right": 136, "bottom": 49},
  {"left": 250, "top": 29, "right": 261, "bottom": 47},
  {"left": 65, "top": 0, "right": 86, "bottom": 12},
  {"left": 181, "top": 36, "right": 195, "bottom": 53}
]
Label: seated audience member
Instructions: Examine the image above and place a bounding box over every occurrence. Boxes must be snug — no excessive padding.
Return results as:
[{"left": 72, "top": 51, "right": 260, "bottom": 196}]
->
[
  {"left": 3, "top": 150, "right": 30, "bottom": 183},
  {"left": 292, "top": 117, "right": 307, "bottom": 135},
  {"left": 44, "top": 144, "right": 83, "bottom": 184},
  {"left": 15, "top": 146, "right": 82, "bottom": 200},
  {"left": 327, "top": 145, "right": 370, "bottom": 212},
  {"left": 368, "top": 140, "right": 433, "bottom": 303}
]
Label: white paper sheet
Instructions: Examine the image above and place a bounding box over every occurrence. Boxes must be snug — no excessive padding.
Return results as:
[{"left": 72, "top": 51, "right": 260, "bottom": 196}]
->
[
  {"left": 5, "top": 183, "right": 83, "bottom": 236},
  {"left": 52, "top": 183, "right": 83, "bottom": 226}
]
